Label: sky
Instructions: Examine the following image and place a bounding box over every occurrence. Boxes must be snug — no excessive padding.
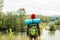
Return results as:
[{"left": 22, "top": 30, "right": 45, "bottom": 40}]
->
[{"left": 2, "top": 0, "right": 60, "bottom": 16}]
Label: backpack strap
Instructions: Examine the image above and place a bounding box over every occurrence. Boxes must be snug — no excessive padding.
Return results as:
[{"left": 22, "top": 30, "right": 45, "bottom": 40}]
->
[
  {"left": 27, "top": 25, "right": 29, "bottom": 36},
  {"left": 37, "top": 24, "right": 40, "bottom": 36}
]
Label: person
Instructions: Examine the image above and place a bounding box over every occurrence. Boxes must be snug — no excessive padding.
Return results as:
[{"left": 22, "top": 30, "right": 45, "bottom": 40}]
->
[
  {"left": 27, "top": 24, "right": 40, "bottom": 40},
  {"left": 26, "top": 14, "right": 40, "bottom": 40}
]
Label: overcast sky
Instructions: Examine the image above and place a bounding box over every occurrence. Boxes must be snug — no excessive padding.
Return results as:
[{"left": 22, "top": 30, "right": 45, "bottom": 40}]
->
[{"left": 2, "top": 0, "right": 60, "bottom": 16}]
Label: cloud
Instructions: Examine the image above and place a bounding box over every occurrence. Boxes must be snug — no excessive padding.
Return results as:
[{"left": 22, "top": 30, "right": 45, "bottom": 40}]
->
[{"left": 2, "top": 0, "right": 60, "bottom": 16}]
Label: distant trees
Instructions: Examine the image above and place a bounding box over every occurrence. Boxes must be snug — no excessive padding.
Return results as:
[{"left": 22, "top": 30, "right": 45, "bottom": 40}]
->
[
  {"left": 39, "top": 15, "right": 50, "bottom": 23},
  {"left": 54, "top": 19, "right": 60, "bottom": 25},
  {"left": 48, "top": 19, "right": 60, "bottom": 30},
  {"left": 0, "top": 0, "right": 4, "bottom": 31},
  {"left": 50, "top": 16, "right": 60, "bottom": 21},
  {"left": 17, "top": 8, "right": 26, "bottom": 32},
  {"left": 0, "top": 0, "right": 3, "bottom": 12}
]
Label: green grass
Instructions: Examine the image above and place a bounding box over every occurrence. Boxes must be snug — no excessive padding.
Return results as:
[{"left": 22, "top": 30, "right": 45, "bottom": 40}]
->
[
  {"left": 0, "top": 33, "right": 29, "bottom": 40},
  {"left": 0, "top": 23, "right": 46, "bottom": 40},
  {"left": 39, "top": 23, "right": 46, "bottom": 34}
]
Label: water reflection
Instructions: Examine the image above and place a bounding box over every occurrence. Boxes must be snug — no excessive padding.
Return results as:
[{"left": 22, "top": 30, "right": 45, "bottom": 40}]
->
[
  {"left": 41, "top": 30, "right": 60, "bottom": 40},
  {"left": 48, "top": 30, "right": 55, "bottom": 36}
]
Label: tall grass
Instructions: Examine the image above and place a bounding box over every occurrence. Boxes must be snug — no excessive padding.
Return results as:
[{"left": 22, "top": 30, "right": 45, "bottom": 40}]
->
[
  {"left": 0, "top": 28, "right": 20, "bottom": 40},
  {"left": 0, "top": 24, "right": 46, "bottom": 40}
]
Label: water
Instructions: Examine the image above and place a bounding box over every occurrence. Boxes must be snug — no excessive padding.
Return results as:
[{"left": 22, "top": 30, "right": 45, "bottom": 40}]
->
[
  {"left": 0, "top": 29, "right": 60, "bottom": 40},
  {"left": 40, "top": 30, "right": 60, "bottom": 40},
  {"left": 19, "top": 29, "right": 60, "bottom": 40}
]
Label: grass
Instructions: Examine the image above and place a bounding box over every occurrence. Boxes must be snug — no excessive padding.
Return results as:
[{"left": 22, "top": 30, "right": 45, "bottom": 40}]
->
[
  {"left": 0, "top": 33, "right": 29, "bottom": 40},
  {"left": 0, "top": 23, "right": 46, "bottom": 40},
  {"left": 39, "top": 23, "right": 46, "bottom": 34}
]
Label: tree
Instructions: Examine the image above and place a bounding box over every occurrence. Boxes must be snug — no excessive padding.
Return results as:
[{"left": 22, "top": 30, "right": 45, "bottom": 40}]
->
[
  {"left": 40, "top": 15, "right": 50, "bottom": 23},
  {"left": 0, "top": 0, "right": 3, "bottom": 12},
  {"left": 17, "top": 8, "right": 26, "bottom": 32},
  {"left": 55, "top": 19, "right": 60, "bottom": 25},
  {"left": 0, "top": 0, "right": 4, "bottom": 31},
  {"left": 6, "top": 12, "right": 18, "bottom": 32}
]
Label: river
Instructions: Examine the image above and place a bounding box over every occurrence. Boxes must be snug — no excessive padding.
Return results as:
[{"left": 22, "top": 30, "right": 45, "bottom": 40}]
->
[
  {"left": 40, "top": 30, "right": 60, "bottom": 40},
  {"left": 20, "top": 29, "right": 60, "bottom": 40}
]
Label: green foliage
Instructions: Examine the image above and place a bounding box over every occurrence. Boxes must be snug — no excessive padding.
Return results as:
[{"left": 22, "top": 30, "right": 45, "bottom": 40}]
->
[
  {"left": 48, "top": 22, "right": 56, "bottom": 30},
  {"left": 39, "top": 15, "right": 50, "bottom": 23},
  {"left": 0, "top": 8, "right": 26, "bottom": 32},
  {"left": 48, "top": 19, "right": 60, "bottom": 30},
  {"left": 17, "top": 8, "right": 26, "bottom": 32},
  {"left": 55, "top": 19, "right": 60, "bottom": 25},
  {"left": 50, "top": 24, "right": 56, "bottom": 30},
  {"left": 0, "top": 0, "right": 3, "bottom": 13}
]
